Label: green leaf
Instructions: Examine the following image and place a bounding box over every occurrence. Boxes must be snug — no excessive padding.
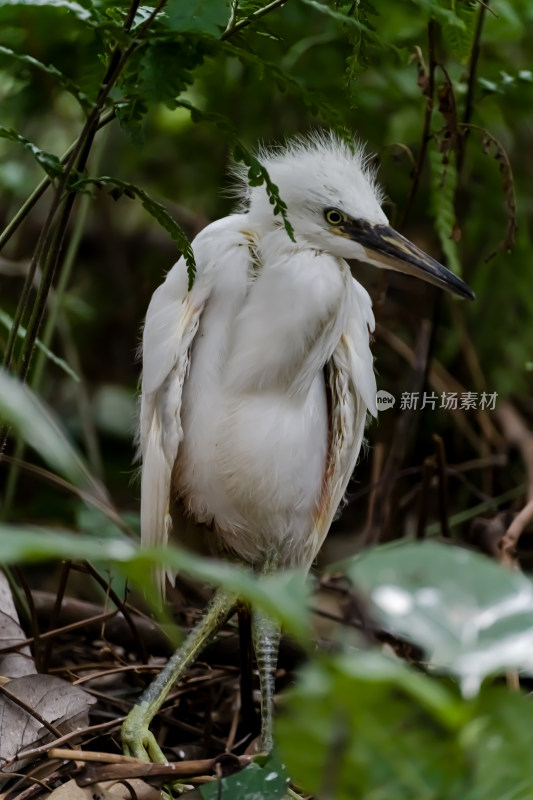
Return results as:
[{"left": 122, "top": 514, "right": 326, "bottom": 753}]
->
[
  {"left": 442, "top": 0, "right": 478, "bottom": 62},
  {"left": 409, "top": 0, "right": 467, "bottom": 29},
  {"left": 139, "top": 40, "right": 207, "bottom": 110},
  {"left": 0, "top": 44, "right": 94, "bottom": 110},
  {"left": 469, "top": 687, "right": 533, "bottom": 800},
  {"left": 345, "top": 540, "right": 533, "bottom": 695},
  {"left": 71, "top": 176, "right": 196, "bottom": 287},
  {"left": 233, "top": 144, "right": 296, "bottom": 242},
  {"left": 162, "top": 0, "right": 231, "bottom": 36},
  {"left": 300, "top": 0, "right": 377, "bottom": 35},
  {"left": 0, "top": 369, "right": 106, "bottom": 500},
  {"left": 428, "top": 146, "right": 461, "bottom": 275},
  {"left": 0, "top": 126, "right": 63, "bottom": 179},
  {"left": 200, "top": 751, "right": 289, "bottom": 800},
  {"left": 278, "top": 651, "right": 533, "bottom": 800},
  {"left": 277, "top": 651, "right": 469, "bottom": 800},
  {"left": 0, "top": 0, "right": 93, "bottom": 21},
  {"left": 116, "top": 97, "right": 148, "bottom": 146},
  {"left": 221, "top": 40, "right": 346, "bottom": 130},
  {"left": 0, "top": 310, "right": 80, "bottom": 382},
  {"left": 345, "top": 0, "right": 379, "bottom": 93},
  {"left": 0, "top": 525, "right": 311, "bottom": 639}
]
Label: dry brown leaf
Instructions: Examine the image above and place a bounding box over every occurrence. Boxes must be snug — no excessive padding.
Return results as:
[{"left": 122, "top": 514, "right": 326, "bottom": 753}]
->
[
  {"left": 0, "top": 674, "right": 96, "bottom": 771},
  {"left": 47, "top": 778, "right": 162, "bottom": 800},
  {"left": 0, "top": 571, "right": 35, "bottom": 679}
]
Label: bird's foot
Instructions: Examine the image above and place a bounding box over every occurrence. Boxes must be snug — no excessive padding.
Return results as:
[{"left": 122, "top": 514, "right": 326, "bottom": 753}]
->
[{"left": 122, "top": 701, "right": 168, "bottom": 763}]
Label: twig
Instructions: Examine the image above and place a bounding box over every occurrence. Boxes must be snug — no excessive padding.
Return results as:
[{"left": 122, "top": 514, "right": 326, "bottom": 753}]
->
[
  {"left": 63, "top": 750, "right": 252, "bottom": 786},
  {"left": 49, "top": 748, "right": 144, "bottom": 764},
  {"left": 72, "top": 561, "right": 150, "bottom": 664},
  {"left": 363, "top": 442, "right": 385, "bottom": 542},
  {"left": 41, "top": 561, "right": 72, "bottom": 673},
  {"left": 399, "top": 21, "right": 437, "bottom": 229},
  {"left": 433, "top": 434, "right": 450, "bottom": 538},
  {"left": 221, "top": 0, "right": 290, "bottom": 40},
  {"left": 417, "top": 456, "right": 435, "bottom": 539},
  {"left": 495, "top": 403, "right": 533, "bottom": 502},
  {"left": 0, "top": 608, "right": 119, "bottom": 655},
  {"left": 364, "top": 318, "right": 433, "bottom": 544},
  {"left": 458, "top": 122, "right": 517, "bottom": 258},
  {"left": 457, "top": 0, "right": 489, "bottom": 173},
  {"left": 0, "top": 454, "right": 133, "bottom": 536},
  {"left": 12, "top": 719, "right": 121, "bottom": 764},
  {"left": 376, "top": 323, "right": 503, "bottom": 451},
  {"left": 0, "top": 111, "right": 114, "bottom": 255},
  {"left": 494, "top": 403, "right": 533, "bottom": 566},
  {"left": 500, "top": 498, "right": 533, "bottom": 568}
]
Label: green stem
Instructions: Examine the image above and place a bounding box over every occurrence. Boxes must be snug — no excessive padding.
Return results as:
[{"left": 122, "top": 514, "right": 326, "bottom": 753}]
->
[
  {"left": 221, "top": 0, "right": 290, "bottom": 40},
  {"left": 399, "top": 20, "right": 437, "bottom": 230},
  {"left": 0, "top": 111, "right": 114, "bottom": 256},
  {"left": 2, "top": 132, "right": 107, "bottom": 516}
]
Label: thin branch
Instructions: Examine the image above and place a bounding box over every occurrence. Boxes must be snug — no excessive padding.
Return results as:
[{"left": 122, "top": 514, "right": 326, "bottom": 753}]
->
[
  {"left": 221, "top": 0, "right": 290, "bottom": 40},
  {"left": 364, "top": 318, "right": 433, "bottom": 544},
  {"left": 399, "top": 20, "right": 437, "bottom": 229},
  {"left": 417, "top": 456, "right": 435, "bottom": 540},
  {"left": 13, "top": 720, "right": 121, "bottom": 763},
  {"left": 224, "top": 0, "right": 239, "bottom": 34},
  {"left": 433, "top": 434, "right": 450, "bottom": 538},
  {"left": 0, "top": 111, "right": 114, "bottom": 255},
  {"left": 500, "top": 499, "right": 533, "bottom": 568},
  {"left": 457, "top": 0, "right": 489, "bottom": 173},
  {"left": 495, "top": 403, "right": 533, "bottom": 502}
]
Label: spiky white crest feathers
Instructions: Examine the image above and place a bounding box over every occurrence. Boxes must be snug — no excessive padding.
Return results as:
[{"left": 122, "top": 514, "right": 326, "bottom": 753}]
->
[{"left": 233, "top": 131, "right": 386, "bottom": 227}]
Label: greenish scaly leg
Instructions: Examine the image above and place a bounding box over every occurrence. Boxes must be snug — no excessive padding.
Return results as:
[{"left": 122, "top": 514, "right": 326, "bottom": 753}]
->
[
  {"left": 122, "top": 588, "right": 237, "bottom": 762},
  {"left": 252, "top": 606, "right": 281, "bottom": 752},
  {"left": 252, "top": 553, "right": 281, "bottom": 752}
]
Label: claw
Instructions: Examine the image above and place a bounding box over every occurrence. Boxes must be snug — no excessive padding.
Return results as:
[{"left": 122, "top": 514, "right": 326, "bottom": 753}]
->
[{"left": 122, "top": 702, "right": 168, "bottom": 764}]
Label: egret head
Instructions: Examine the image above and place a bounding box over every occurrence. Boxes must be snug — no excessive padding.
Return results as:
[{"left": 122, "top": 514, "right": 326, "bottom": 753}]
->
[{"left": 238, "top": 132, "right": 473, "bottom": 300}]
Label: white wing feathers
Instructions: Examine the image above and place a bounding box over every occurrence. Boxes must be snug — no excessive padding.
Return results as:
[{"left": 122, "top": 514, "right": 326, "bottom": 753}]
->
[
  {"left": 140, "top": 249, "right": 214, "bottom": 597},
  {"left": 307, "top": 277, "right": 376, "bottom": 565}
]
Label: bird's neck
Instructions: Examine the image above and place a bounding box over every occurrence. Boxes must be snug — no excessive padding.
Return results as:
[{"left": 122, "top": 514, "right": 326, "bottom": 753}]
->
[{"left": 222, "top": 229, "right": 351, "bottom": 398}]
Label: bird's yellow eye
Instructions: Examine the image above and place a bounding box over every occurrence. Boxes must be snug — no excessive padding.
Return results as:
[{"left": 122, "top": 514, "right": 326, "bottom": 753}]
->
[{"left": 324, "top": 208, "right": 345, "bottom": 226}]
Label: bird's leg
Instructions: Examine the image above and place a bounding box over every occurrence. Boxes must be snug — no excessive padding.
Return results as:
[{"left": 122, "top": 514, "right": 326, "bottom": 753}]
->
[
  {"left": 251, "top": 553, "right": 281, "bottom": 752},
  {"left": 122, "top": 588, "right": 237, "bottom": 762},
  {"left": 252, "top": 606, "right": 281, "bottom": 752}
]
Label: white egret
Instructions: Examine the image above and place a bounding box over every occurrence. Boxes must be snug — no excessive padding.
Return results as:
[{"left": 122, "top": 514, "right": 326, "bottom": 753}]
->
[{"left": 122, "top": 132, "right": 473, "bottom": 762}]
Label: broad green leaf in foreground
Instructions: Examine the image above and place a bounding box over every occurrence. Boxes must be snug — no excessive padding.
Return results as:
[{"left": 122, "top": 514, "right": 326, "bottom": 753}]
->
[
  {"left": 345, "top": 540, "right": 533, "bottom": 695},
  {"left": 0, "top": 0, "right": 93, "bottom": 22},
  {"left": 467, "top": 687, "right": 533, "bottom": 800},
  {"left": 0, "top": 526, "right": 311, "bottom": 640},
  {"left": 276, "top": 651, "right": 470, "bottom": 800},
  {"left": 0, "top": 310, "right": 80, "bottom": 382},
  {"left": 200, "top": 751, "right": 289, "bottom": 800},
  {"left": 0, "top": 369, "right": 106, "bottom": 502},
  {"left": 277, "top": 651, "right": 533, "bottom": 800}
]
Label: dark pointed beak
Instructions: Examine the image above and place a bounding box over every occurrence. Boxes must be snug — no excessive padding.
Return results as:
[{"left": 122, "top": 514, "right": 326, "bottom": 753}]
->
[{"left": 344, "top": 220, "right": 475, "bottom": 300}]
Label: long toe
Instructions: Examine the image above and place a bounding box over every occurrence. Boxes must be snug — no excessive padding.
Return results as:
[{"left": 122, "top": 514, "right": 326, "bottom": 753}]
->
[{"left": 122, "top": 705, "right": 168, "bottom": 763}]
